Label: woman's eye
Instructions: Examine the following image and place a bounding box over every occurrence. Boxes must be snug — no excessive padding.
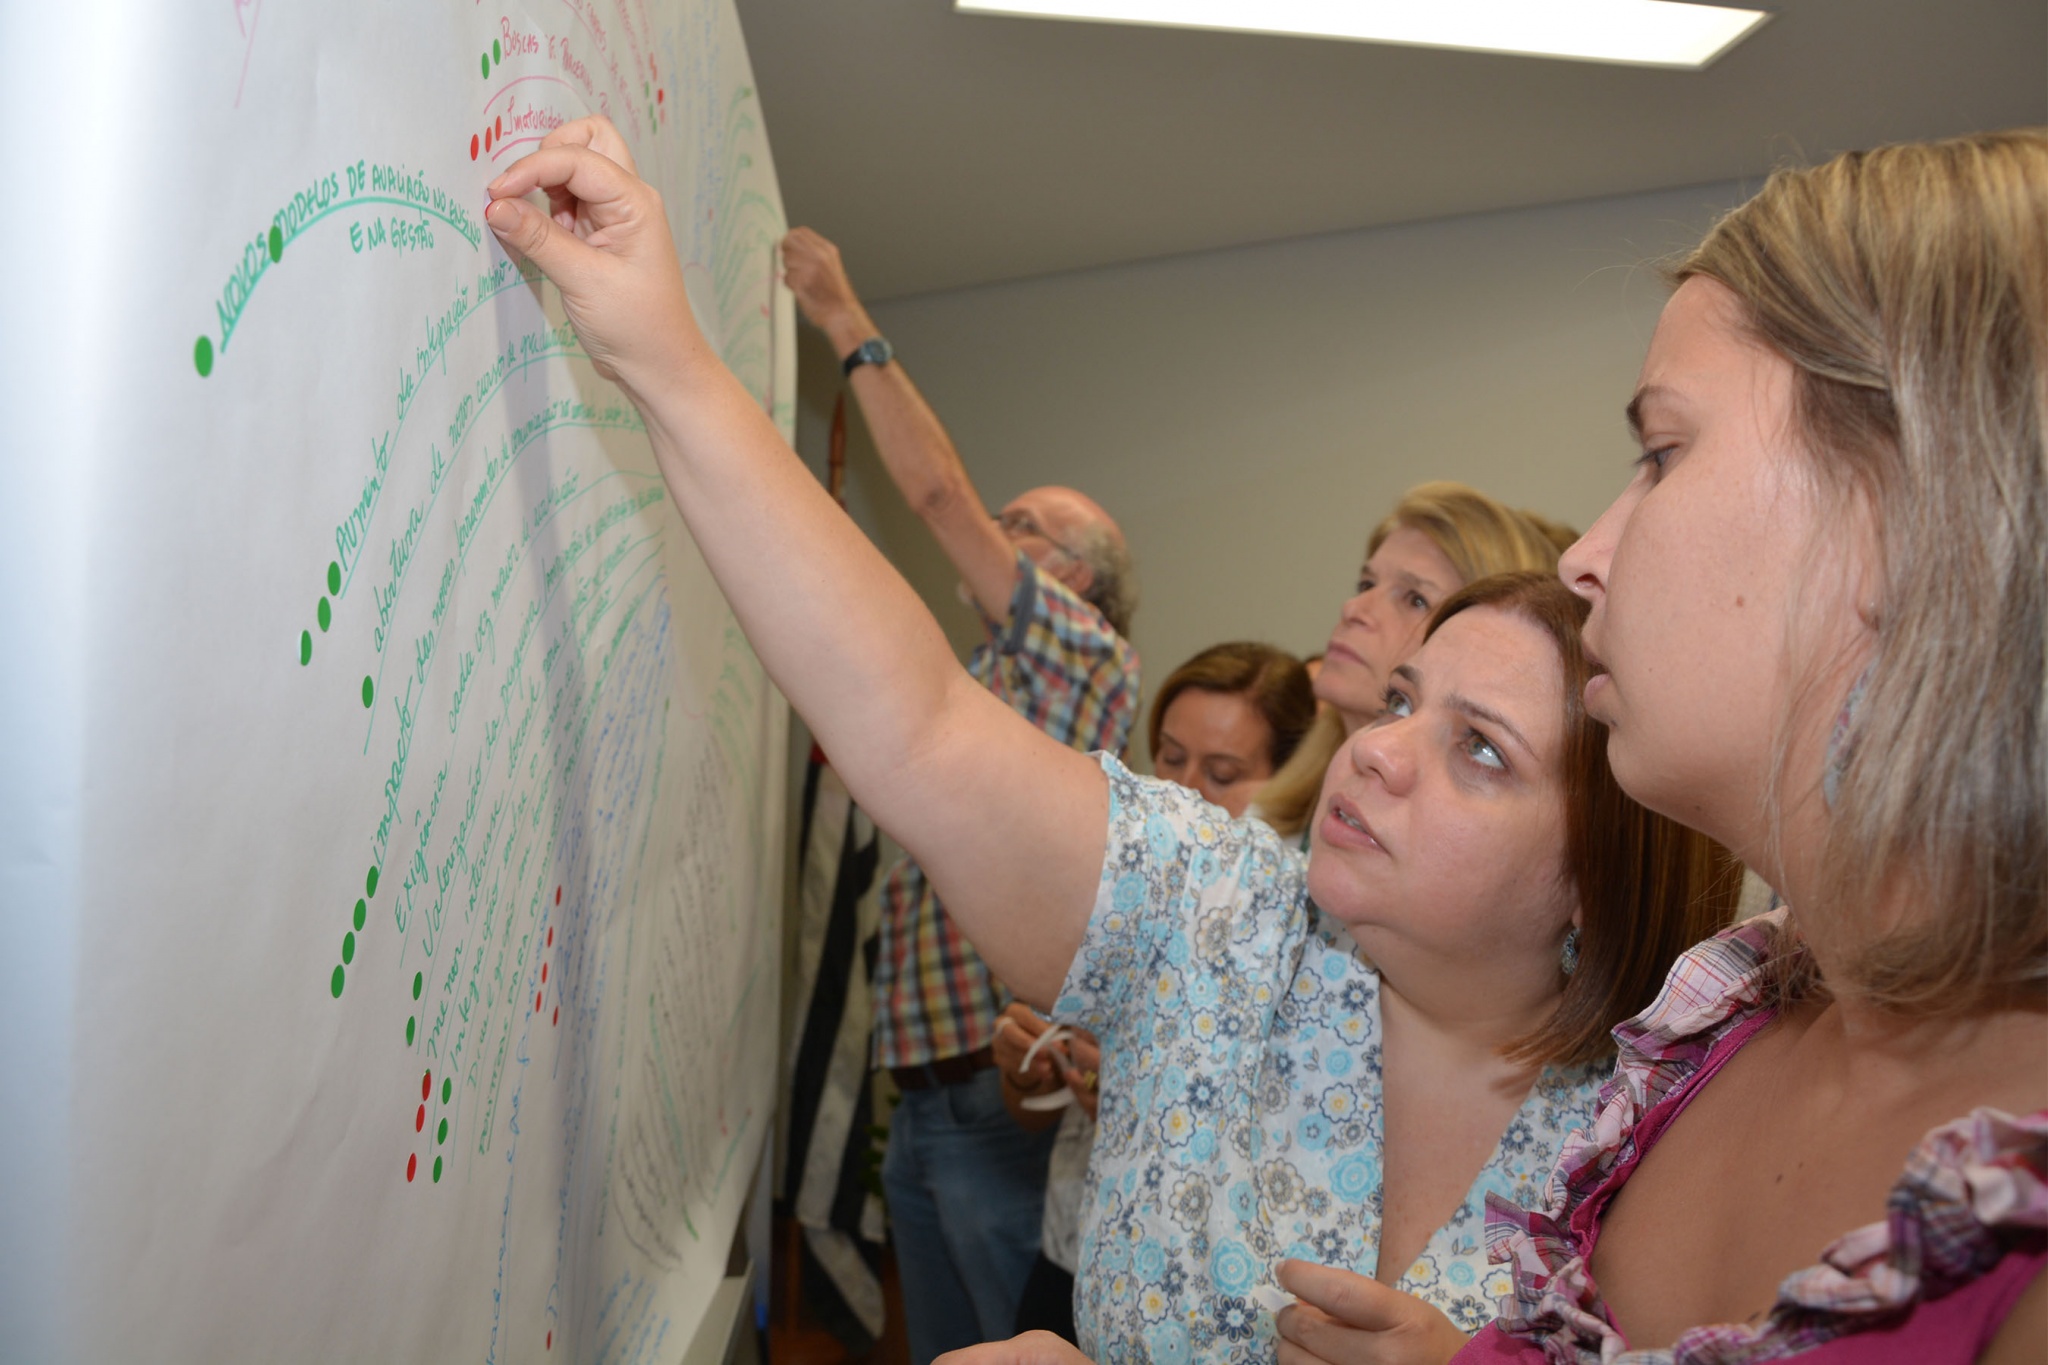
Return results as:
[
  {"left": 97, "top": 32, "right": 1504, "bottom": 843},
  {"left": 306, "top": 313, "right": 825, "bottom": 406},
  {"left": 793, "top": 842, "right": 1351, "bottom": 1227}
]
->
[
  {"left": 1635, "top": 445, "right": 1677, "bottom": 481},
  {"left": 1464, "top": 732, "right": 1506, "bottom": 771},
  {"left": 1382, "top": 689, "right": 1413, "bottom": 718},
  {"left": 1355, "top": 576, "right": 1375, "bottom": 595},
  {"left": 1406, "top": 592, "right": 1430, "bottom": 612}
]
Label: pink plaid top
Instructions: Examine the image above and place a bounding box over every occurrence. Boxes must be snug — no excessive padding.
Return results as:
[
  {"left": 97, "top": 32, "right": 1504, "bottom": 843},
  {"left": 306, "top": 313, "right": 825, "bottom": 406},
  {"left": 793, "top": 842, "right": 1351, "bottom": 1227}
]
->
[
  {"left": 1466, "top": 909, "right": 2048, "bottom": 1363},
  {"left": 871, "top": 554, "right": 1140, "bottom": 1069}
]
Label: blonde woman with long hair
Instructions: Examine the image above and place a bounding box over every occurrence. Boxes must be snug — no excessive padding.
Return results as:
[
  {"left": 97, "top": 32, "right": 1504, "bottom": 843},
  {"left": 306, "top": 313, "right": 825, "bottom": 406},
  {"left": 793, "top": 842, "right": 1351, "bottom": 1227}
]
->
[{"left": 1252, "top": 484, "right": 1568, "bottom": 841}]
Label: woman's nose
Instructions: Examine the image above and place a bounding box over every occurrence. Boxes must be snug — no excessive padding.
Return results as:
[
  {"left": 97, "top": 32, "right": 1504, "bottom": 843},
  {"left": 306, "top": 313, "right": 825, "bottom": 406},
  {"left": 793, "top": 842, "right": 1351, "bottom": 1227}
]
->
[{"left": 1346, "top": 718, "right": 1416, "bottom": 796}]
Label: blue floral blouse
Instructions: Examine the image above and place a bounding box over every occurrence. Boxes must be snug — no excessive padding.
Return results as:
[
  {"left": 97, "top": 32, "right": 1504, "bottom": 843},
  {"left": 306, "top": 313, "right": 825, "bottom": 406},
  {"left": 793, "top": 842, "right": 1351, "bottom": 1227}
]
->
[{"left": 1057, "top": 756, "right": 1607, "bottom": 1365}]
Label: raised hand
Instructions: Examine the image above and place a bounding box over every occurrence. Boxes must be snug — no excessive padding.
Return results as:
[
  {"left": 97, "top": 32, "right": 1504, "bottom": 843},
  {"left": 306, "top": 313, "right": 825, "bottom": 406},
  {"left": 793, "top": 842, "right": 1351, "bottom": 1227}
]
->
[
  {"left": 483, "top": 125, "right": 705, "bottom": 393},
  {"left": 780, "top": 227, "right": 871, "bottom": 345},
  {"left": 1274, "top": 1260, "right": 1469, "bottom": 1365}
]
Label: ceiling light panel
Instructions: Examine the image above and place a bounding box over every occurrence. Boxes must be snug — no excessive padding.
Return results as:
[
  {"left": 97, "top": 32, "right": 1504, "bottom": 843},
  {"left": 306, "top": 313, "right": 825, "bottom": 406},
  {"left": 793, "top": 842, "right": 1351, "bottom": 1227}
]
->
[{"left": 955, "top": 0, "right": 1772, "bottom": 70}]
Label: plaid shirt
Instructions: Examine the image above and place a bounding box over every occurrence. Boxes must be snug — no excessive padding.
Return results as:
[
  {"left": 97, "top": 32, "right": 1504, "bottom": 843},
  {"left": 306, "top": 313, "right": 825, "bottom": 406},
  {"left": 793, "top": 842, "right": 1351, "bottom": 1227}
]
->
[
  {"left": 871, "top": 554, "right": 1140, "bottom": 1069},
  {"left": 1481, "top": 908, "right": 2048, "bottom": 1363}
]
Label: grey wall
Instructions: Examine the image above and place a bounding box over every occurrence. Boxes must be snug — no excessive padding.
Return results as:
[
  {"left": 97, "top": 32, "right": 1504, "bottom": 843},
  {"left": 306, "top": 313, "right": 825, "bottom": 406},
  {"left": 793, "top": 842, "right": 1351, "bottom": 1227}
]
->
[{"left": 790, "top": 179, "right": 1754, "bottom": 764}]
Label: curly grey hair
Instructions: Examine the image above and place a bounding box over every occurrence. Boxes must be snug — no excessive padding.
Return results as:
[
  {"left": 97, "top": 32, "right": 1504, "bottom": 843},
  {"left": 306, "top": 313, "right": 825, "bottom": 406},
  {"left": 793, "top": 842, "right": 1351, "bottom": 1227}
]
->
[{"left": 1065, "top": 522, "right": 1137, "bottom": 639}]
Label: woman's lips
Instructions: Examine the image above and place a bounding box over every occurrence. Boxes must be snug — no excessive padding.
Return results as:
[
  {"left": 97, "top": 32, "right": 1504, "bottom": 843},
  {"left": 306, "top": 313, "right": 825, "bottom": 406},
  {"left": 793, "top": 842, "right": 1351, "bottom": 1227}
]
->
[{"left": 1321, "top": 794, "right": 1386, "bottom": 855}]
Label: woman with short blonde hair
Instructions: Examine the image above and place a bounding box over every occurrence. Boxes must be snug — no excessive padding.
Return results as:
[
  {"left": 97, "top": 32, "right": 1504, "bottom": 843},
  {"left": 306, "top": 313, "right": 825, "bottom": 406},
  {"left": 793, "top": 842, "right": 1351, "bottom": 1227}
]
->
[{"left": 1253, "top": 483, "right": 1568, "bottom": 840}]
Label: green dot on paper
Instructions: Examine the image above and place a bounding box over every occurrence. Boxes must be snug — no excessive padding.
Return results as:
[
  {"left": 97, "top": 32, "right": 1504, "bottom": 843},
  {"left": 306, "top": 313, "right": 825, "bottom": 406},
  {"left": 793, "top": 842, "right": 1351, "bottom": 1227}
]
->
[
  {"left": 412, "top": 971, "right": 423, "bottom": 1000},
  {"left": 366, "top": 865, "right": 380, "bottom": 898},
  {"left": 480, "top": 52, "right": 490, "bottom": 78},
  {"left": 193, "top": 336, "right": 214, "bottom": 377},
  {"left": 432, "top": 1156, "right": 443, "bottom": 1182},
  {"left": 327, "top": 561, "right": 341, "bottom": 595},
  {"left": 354, "top": 898, "right": 366, "bottom": 931},
  {"left": 361, "top": 676, "right": 374, "bottom": 708},
  {"left": 437, "top": 1117, "right": 448, "bottom": 1144},
  {"left": 299, "top": 631, "right": 312, "bottom": 666},
  {"left": 341, "top": 931, "right": 355, "bottom": 964},
  {"left": 330, "top": 965, "right": 345, "bottom": 998},
  {"left": 406, "top": 1016, "right": 416, "bottom": 1045},
  {"left": 441, "top": 1077, "right": 451, "bottom": 1104},
  {"left": 317, "top": 597, "right": 331, "bottom": 632},
  {"left": 267, "top": 224, "right": 283, "bottom": 263},
  {"left": 493, "top": 39, "right": 502, "bottom": 64}
]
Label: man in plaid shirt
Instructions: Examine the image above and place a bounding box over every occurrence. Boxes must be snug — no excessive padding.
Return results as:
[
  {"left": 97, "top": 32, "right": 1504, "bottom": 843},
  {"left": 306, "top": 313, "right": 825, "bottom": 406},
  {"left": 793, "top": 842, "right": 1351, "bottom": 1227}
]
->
[{"left": 787, "top": 228, "right": 1142, "bottom": 1364}]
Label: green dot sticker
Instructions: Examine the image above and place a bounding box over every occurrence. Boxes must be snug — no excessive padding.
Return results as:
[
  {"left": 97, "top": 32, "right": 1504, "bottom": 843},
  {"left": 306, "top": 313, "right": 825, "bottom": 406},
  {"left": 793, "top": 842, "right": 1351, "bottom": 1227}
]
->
[
  {"left": 480, "top": 51, "right": 490, "bottom": 79},
  {"left": 493, "top": 39, "right": 502, "bottom": 63},
  {"left": 441, "top": 1077, "right": 451, "bottom": 1104},
  {"left": 341, "top": 931, "right": 355, "bottom": 965},
  {"left": 437, "top": 1117, "right": 448, "bottom": 1144},
  {"left": 406, "top": 1016, "right": 416, "bottom": 1045},
  {"left": 317, "top": 597, "right": 331, "bottom": 632},
  {"left": 412, "top": 971, "right": 424, "bottom": 1000},
  {"left": 330, "top": 965, "right": 345, "bottom": 998},
  {"left": 366, "top": 865, "right": 380, "bottom": 898},
  {"left": 300, "top": 631, "right": 312, "bottom": 666},
  {"left": 193, "top": 336, "right": 214, "bottom": 377},
  {"left": 432, "top": 1156, "right": 443, "bottom": 1183},
  {"left": 267, "top": 224, "right": 283, "bottom": 263},
  {"left": 327, "top": 561, "right": 342, "bottom": 595},
  {"left": 354, "top": 898, "right": 367, "bottom": 931},
  {"left": 361, "top": 676, "right": 375, "bottom": 708}
]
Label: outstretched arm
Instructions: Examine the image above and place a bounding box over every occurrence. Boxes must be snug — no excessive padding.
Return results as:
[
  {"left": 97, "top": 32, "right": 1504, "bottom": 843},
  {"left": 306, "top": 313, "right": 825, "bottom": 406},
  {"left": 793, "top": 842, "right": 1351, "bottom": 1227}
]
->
[
  {"left": 484, "top": 122, "right": 1101, "bottom": 1005},
  {"left": 781, "top": 228, "right": 1021, "bottom": 622}
]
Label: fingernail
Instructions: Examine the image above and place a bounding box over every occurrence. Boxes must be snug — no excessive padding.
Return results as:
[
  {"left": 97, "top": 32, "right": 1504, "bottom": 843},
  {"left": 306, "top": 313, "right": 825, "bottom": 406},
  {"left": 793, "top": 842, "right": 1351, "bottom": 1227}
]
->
[{"left": 484, "top": 199, "right": 517, "bottom": 231}]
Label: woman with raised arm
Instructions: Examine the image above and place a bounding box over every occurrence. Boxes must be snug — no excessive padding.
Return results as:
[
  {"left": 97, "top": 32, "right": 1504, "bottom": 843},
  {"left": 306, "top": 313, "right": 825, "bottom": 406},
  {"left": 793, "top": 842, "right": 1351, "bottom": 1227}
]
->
[{"left": 481, "top": 124, "right": 1734, "bottom": 1361}]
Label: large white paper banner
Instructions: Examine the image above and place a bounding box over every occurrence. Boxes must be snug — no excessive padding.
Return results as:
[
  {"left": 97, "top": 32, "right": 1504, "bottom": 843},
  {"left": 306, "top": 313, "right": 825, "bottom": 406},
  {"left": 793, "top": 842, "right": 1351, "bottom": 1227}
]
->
[{"left": 1, "top": 2, "right": 792, "bottom": 1359}]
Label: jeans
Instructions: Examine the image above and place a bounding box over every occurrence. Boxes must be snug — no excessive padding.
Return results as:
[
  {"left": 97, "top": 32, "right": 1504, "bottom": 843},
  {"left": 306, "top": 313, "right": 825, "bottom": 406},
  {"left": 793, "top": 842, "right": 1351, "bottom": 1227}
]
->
[{"left": 883, "top": 1068, "right": 1059, "bottom": 1365}]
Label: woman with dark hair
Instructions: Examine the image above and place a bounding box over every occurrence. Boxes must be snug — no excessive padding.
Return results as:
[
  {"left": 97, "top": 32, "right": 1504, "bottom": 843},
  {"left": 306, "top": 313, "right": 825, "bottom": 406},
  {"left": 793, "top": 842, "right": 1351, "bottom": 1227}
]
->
[
  {"left": 477, "top": 126, "right": 1739, "bottom": 1359},
  {"left": 1149, "top": 642, "right": 1316, "bottom": 820}
]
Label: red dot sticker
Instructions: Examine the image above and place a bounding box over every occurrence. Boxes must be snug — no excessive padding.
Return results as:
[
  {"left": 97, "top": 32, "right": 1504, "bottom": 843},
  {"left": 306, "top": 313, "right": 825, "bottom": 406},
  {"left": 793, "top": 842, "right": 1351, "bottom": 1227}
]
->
[
  {"left": 541, "top": 962, "right": 548, "bottom": 984},
  {"left": 495, "top": 114, "right": 503, "bottom": 140},
  {"left": 552, "top": 1006, "right": 559, "bottom": 1026},
  {"left": 657, "top": 88, "right": 665, "bottom": 105},
  {"left": 416, "top": 1104, "right": 426, "bottom": 1133},
  {"left": 470, "top": 133, "right": 479, "bottom": 160},
  {"left": 547, "top": 926, "right": 554, "bottom": 946},
  {"left": 422, "top": 1070, "right": 432, "bottom": 1101},
  {"left": 536, "top": 991, "right": 544, "bottom": 1012},
  {"left": 555, "top": 886, "right": 562, "bottom": 905},
  {"left": 406, "top": 1153, "right": 417, "bottom": 1182},
  {"left": 484, "top": 127, "right": 493, "bottom": 152},
  {"left": 547, "top": 1330, "right": 553, "bottom": 1349}
]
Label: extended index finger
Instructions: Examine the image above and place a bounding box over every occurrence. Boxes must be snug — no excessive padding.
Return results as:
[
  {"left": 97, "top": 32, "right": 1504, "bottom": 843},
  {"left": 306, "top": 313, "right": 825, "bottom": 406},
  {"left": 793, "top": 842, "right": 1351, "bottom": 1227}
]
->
[{"left": 1276, "top": 1261, "right": 1406, "bottom": 1331}]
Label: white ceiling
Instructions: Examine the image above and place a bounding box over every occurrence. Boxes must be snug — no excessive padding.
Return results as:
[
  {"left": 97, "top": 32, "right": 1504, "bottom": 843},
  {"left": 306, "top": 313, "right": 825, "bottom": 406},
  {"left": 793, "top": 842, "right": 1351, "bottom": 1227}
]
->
[{"left": 735, "top": 0, "right": 2046, "bottom": 301}]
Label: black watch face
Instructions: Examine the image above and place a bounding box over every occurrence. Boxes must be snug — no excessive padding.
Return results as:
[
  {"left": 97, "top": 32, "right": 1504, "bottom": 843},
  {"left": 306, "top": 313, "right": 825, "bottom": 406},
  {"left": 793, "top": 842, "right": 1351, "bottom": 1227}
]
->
[{"left": 860, "top": 339, "right": 891, "bottom": 366}]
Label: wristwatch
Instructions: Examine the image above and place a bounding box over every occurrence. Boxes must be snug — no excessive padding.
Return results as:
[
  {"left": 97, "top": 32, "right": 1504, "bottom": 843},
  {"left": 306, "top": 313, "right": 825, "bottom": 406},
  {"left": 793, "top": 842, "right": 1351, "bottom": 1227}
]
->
[{"left": 841, "top": 336, "right": 893, "bottom": 376}]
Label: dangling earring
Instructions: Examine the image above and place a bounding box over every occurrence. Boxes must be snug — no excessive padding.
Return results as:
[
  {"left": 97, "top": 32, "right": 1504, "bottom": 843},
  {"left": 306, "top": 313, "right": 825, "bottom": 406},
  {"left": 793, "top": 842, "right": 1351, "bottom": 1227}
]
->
[{"left": 1560, "top": 927, "right": 1580, "bottom": 978}]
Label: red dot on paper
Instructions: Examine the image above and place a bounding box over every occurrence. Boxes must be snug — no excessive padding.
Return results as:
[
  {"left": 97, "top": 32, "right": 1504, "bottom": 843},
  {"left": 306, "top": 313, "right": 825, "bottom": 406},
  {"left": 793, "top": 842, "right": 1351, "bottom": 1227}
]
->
[
  {"left": 547, "top": 1330, "right": 553, "bottom": 1349},
  {"left": 552, "top": 1006, "right": 559, "bottom": 1026},
  {"left": 470, "top": 134, "right": 479, "bottom": 161},
  {"left": 422, "top": 1070, "right": 432, "bottom": 1101},
  {"left": 406, "top": 1153, "right": 417, "bottom": 1182},
  {"left": 656, "top": 88, "right": 664, "bottom": 105},
  {"left": 547, "top": 926, "right": 554, "bottom": 946},
  {"left": 536, "top": 991, "right": 544, "bottom": 1012},
  {"left": 555, "top": 886, "right": 561, "bottom": 905},
  {"left": 415, "top": 1105, "right": 424, "bottom": 1132},
  {"left": 484, "top": 127, "right": 493, "bottom": 152},
  {"left": 495, "top": 115, "right": 503, "bottom": 139},
  {"left": 541, "top": 962, "right": 548, "bottom": 984}
]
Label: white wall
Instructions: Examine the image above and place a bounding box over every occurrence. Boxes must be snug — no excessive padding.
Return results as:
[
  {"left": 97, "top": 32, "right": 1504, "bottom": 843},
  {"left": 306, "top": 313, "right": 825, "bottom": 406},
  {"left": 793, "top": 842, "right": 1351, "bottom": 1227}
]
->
[{"left": 790, "top": 179, "right": 1753, "bottom": 762}]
